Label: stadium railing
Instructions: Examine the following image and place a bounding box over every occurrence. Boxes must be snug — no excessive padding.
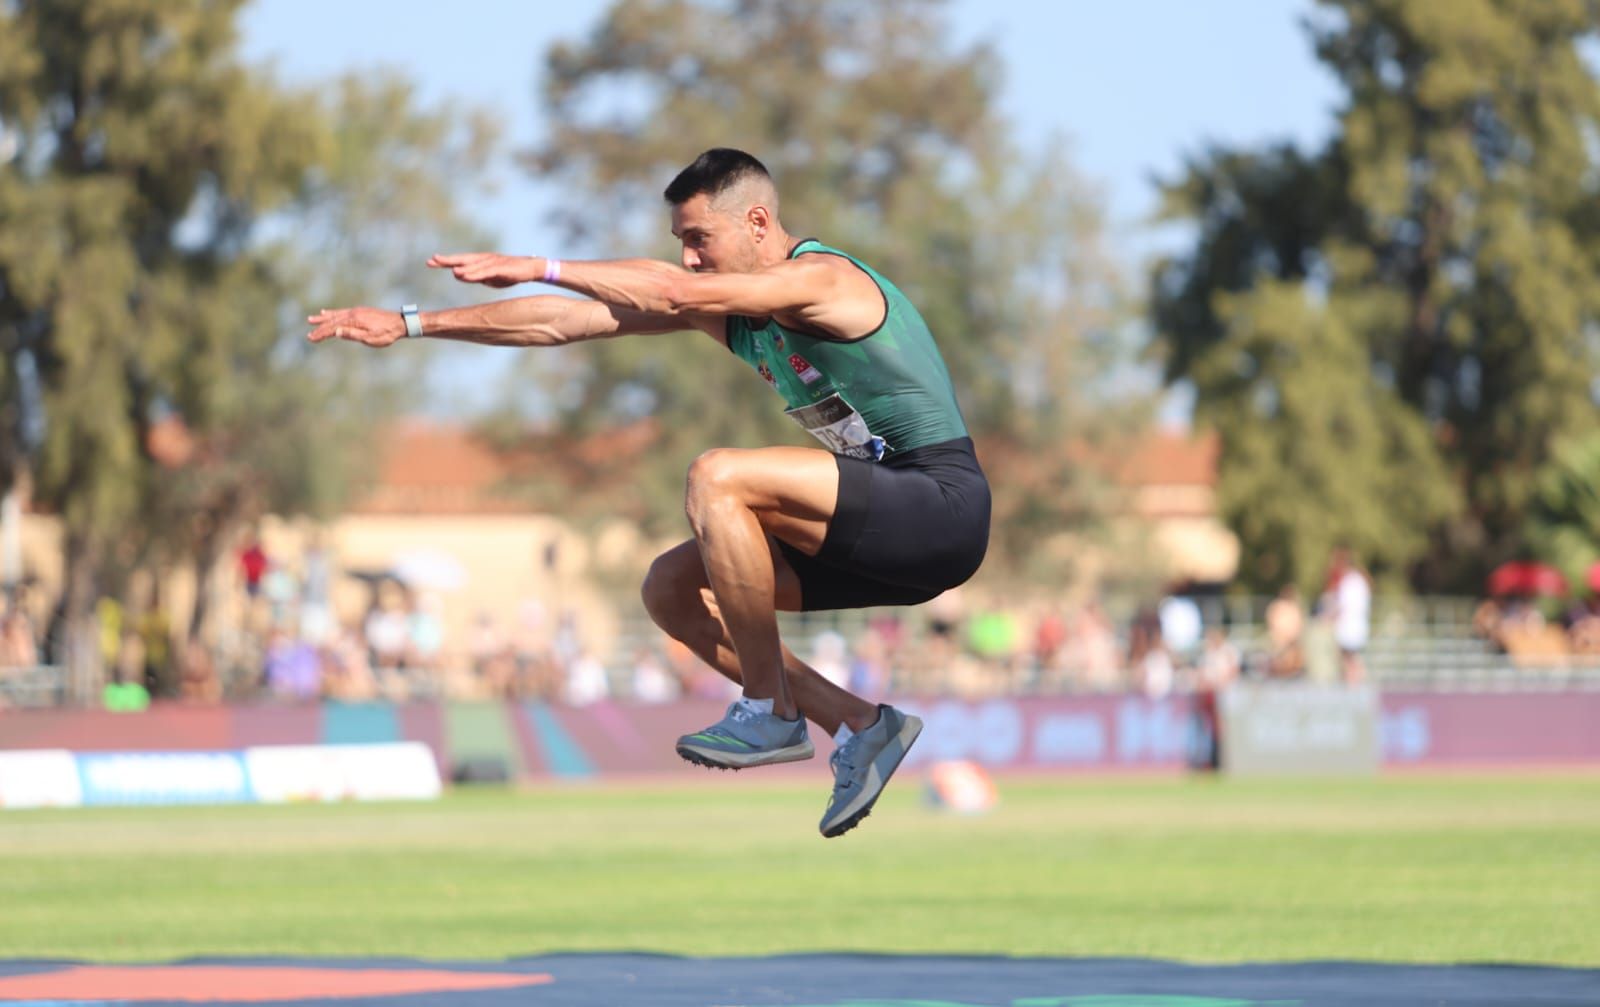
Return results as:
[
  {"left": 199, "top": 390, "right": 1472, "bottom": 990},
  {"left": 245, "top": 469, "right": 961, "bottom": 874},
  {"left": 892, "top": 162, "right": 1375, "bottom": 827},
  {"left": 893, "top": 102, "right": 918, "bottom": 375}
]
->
[{"left": 0, "top": 664, "right": 69, "bottom": 708}]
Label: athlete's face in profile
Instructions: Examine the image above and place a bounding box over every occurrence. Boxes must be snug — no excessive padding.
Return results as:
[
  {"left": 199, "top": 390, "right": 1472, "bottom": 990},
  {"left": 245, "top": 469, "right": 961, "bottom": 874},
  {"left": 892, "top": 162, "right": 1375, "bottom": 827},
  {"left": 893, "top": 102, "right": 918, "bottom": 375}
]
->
[{"left": 671, "top": 193, "right": 760, "bottom": 274}]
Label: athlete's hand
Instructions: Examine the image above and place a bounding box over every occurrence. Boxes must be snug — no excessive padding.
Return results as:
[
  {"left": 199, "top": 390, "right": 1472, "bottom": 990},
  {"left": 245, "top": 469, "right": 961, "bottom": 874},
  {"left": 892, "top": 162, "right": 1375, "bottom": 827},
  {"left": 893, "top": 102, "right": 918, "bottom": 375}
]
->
[
  {"left": 306, "top": 306, "right": 405, "bottom": 347},
  {"left": 428, "top": 252, "right": 542, "bottom": 288}
]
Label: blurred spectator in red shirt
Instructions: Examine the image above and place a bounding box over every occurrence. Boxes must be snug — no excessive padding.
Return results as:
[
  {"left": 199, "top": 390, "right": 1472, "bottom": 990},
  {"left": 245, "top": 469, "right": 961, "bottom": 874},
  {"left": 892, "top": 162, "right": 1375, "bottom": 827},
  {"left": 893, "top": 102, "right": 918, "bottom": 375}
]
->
[
  {"left": 1034, "top": 608, "right": 1068, "bottom": 671},
  {"left": 239, "top": 540, "right": 269, "bottom": 598}
]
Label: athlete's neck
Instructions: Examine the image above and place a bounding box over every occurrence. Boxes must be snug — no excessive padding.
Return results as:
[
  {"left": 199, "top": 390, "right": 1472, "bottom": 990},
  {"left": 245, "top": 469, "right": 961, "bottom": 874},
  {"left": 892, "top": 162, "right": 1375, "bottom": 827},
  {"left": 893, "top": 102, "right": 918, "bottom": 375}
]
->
[{"left": 759, "top": 229, "right": 799, "bottom": 267}]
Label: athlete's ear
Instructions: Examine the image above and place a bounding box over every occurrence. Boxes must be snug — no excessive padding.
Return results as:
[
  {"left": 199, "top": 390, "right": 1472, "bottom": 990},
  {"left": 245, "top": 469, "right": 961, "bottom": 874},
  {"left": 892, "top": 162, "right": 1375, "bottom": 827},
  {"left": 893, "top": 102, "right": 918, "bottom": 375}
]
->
[{"left": 747, "top": 204, "right": 771, "bottom": 240}]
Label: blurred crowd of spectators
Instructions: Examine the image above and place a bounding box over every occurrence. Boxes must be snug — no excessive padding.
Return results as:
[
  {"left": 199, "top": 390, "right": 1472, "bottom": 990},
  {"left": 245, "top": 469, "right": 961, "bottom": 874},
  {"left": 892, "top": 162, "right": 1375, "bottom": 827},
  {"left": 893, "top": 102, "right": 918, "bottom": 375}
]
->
[
  {"left": 1473, "top": 595, "right": 1600, "bottom": 664},
  {"left": 0, "top": 543, "right": 1395, "bottom": 712},
  {"left": 240, "top": 542, "right": 1373, "bottom": 704},
  {"left": 1, "top": 553, "right": 1382, "bottom": 715}
]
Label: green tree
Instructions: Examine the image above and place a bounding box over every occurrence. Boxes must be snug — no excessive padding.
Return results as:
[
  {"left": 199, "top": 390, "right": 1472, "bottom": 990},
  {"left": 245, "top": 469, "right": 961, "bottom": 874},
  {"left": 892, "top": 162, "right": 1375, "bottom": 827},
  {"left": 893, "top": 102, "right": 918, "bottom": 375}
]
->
[
  {"left": 0, "top": 0, "right": 496, "bottom": 694},
  {"left": 1528, "top": 434, "right": 1600, "bottom": 595},
  {"left": 504, "top": 0, "right": 1142, "bottom": 579},
  {"left": 1152, "top": 0, "right": 1600, "bottom": 593},
  {"left": 136, "top": 73, "right": 497, "bottom": 650}
]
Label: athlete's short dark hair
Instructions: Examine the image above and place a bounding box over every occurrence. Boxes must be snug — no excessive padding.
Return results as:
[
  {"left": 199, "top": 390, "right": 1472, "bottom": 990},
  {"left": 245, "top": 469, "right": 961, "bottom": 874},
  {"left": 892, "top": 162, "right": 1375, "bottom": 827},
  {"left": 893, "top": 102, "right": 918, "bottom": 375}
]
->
[{"left": 663, "top": 148, "right": 772, "bottom": 206}]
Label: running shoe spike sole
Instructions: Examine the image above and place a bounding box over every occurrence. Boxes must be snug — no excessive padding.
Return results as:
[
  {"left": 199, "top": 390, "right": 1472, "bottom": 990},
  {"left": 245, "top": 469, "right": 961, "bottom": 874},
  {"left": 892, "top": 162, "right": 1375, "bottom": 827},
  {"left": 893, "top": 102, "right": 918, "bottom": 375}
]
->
[{"left": 674, "top": 739, "right": 815, "bottom": 771}]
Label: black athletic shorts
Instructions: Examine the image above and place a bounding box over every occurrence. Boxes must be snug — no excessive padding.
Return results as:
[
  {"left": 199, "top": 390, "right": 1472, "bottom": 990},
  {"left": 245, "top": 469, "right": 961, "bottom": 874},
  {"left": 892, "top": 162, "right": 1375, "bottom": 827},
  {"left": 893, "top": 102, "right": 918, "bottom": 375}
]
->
[{"left": 778, "top": 436, "right": 990, "bottom": 611}]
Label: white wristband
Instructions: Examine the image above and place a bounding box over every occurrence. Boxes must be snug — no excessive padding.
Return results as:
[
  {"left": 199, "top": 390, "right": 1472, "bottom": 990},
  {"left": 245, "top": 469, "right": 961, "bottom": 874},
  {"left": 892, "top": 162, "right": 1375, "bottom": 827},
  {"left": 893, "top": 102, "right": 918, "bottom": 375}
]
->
[{"left": 401, "top": 304, "right": 423, "bottom": 339}]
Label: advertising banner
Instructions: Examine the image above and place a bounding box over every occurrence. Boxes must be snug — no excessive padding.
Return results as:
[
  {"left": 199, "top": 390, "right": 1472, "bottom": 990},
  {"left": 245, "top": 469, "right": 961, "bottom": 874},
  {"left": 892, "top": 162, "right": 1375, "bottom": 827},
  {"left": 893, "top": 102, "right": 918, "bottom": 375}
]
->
[
  {"left": 1379, "top": 691, "right": 1600, "bottom": 764},
  {"left": 0, "top": 749, "right": 82, "bottom": 809},
  {"left": 0, "top": 743, "right": 441, "bottom": 810},
  {"left": 1, "top": 691, "right": 1596, "bottom": 791},
  {"left": 245, "top": 742, "right": 441, "bottom": 803},
  {"left": 76, "top": 751, "right": 253, "bottom": 806},
  {"left": 1219, "top": 684, "right": 1381, "bottom": 776},
  {"left": 895, "top": 696, "right": 1194, "bottom": 770}
]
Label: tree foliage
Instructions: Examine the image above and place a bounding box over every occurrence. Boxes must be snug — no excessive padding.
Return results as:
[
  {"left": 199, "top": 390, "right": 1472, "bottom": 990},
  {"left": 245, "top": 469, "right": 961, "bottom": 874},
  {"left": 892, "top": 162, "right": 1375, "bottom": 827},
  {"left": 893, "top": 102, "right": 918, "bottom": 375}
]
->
[
  {"left": 1152, "top": 0, "right": 1600, "bottom": 593},
  {"left": 1528, "top": 434, "right": 1600, "bottom": 594},
  {"left": 510, "top": 0, "right": 1142, "bottom": 577},
  {"left": 0, "top": 0, "right": 497, "bottom": 669}
]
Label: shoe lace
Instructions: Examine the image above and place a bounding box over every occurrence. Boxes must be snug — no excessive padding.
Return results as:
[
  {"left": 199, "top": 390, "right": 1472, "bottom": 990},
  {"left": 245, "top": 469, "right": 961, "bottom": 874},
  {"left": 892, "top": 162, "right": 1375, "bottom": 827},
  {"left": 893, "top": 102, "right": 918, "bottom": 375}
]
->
[{"left": 829, "top": 738, "right": 862, "bottom": 791}]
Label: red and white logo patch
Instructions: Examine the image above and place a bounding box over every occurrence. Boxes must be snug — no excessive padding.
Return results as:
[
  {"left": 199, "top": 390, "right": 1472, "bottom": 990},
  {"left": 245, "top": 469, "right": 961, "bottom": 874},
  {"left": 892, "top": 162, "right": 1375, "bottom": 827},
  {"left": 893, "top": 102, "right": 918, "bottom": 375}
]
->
[{"left": 788, "top": 354, "right": 823, "bottom": 384}]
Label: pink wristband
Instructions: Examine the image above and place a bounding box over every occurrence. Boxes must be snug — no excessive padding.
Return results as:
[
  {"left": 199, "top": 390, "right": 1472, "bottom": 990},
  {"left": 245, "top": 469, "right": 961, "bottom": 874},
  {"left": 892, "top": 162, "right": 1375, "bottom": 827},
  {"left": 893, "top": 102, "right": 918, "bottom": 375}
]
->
[{"left": 542, "top": 258, "right": 562, "bottom": 283}]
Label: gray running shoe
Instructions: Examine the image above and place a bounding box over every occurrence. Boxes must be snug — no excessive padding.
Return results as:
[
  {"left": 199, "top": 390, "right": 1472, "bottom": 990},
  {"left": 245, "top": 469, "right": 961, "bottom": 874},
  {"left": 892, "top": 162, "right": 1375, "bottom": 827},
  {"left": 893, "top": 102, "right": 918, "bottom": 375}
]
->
[
  {"left": 676, "top": 698, "right": 815, "bottom": 770},
  {"left": 819, "top": 704, "right": 923, "bottom": 838}
]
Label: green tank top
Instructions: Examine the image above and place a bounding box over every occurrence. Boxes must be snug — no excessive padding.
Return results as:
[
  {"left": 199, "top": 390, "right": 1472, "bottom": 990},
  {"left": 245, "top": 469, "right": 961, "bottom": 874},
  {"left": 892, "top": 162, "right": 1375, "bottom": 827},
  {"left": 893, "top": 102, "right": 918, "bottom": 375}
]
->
[{"left": 726, "top": 238, "right": 968, "bottom": 461}]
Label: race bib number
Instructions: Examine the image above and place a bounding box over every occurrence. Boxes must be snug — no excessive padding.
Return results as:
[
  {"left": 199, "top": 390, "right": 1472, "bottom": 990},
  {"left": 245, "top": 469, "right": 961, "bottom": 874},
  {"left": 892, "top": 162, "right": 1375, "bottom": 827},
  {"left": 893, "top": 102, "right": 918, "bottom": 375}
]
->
[{"left": 785, "top": 393, "right": 888, "bottom": 461}]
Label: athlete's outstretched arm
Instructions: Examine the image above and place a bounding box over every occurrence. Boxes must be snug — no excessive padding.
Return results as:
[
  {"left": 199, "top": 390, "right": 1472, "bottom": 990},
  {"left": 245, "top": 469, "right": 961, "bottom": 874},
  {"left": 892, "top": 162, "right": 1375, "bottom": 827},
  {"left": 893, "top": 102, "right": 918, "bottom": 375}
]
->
[
  {"left": 305, "top": 295, "right": 713, "bottom": 348},
  {"left": 428, "top": 252, "right": 844, "bottom": 320}
]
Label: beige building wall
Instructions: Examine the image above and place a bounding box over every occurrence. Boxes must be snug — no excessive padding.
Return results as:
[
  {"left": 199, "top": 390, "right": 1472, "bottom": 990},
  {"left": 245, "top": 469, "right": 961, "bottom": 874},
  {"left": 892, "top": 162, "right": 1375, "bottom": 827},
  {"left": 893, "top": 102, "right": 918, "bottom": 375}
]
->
[
  {"left": 262, "top": 513, "right": 638, "bottom": 664},
  {"left": 1132, "top": 482, "right": 1239, "bottom": 583}
]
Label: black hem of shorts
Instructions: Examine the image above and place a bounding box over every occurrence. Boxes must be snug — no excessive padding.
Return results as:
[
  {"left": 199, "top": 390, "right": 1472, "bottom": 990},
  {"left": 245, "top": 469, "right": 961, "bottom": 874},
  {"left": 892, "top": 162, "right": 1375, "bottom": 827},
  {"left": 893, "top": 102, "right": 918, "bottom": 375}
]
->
[{"left": 818, "top": 453, "right": 869, "bottom": 565}]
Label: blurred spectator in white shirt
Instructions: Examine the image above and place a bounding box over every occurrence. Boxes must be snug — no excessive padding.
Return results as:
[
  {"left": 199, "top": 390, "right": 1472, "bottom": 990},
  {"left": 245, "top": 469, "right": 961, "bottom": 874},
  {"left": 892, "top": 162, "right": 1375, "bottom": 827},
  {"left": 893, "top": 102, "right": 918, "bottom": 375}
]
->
[
  {"left": 810, "top": 630, "right": 850, "bottom": 689},
  {"left": 407, "top": 592, "right": 445, "bottom": 672},
  {"left": 564, "top": 651, "right": 610, "bottom": 706},
  {"left": 630, "top": 647, "right": 679, "bottom": 704},
  {"left": 1158, "top": 587, "right": 1203, "bottom": 667},
  {"left": 1327, "top": 546, "right": 1371, "bottom": 685},
  {"left": 364, "top": 587, "right": 409, "bottom": 671}
]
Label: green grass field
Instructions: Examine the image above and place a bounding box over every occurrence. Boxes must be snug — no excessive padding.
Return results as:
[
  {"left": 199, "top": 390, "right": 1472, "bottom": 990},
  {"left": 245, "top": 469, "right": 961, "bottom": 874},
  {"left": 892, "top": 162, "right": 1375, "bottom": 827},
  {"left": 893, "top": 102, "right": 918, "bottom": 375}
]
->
[{"left": 0, "top": 774, "right": 1595, "bottom": 966}]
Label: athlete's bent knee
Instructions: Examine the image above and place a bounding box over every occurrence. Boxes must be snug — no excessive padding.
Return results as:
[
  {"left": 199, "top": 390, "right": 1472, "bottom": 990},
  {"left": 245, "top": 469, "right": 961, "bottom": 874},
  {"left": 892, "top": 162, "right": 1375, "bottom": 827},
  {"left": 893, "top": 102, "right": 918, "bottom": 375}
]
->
[
  {"left": 684, "top": 448, "right": 745, "bottom": 519},
  {"left": 640, "top": 551, "right": 710, "bottom": 630},
  {"left": 640, "top": 555, "right": 684, "bottom": 630}
]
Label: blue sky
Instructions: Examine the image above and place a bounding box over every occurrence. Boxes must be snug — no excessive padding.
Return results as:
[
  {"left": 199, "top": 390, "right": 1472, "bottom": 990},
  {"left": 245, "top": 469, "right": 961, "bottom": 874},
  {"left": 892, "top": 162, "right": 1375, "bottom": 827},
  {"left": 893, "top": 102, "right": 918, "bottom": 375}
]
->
[{"left": 241, "top": 0, "right": 1343, "bottom": 414}]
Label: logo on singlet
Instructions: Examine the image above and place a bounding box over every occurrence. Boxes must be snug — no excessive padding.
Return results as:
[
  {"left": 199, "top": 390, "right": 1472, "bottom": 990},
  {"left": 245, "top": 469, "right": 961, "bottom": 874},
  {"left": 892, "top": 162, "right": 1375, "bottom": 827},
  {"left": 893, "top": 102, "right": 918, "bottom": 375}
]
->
[{"left": 789, "top": 353, "right": 822, "bottom": 384}]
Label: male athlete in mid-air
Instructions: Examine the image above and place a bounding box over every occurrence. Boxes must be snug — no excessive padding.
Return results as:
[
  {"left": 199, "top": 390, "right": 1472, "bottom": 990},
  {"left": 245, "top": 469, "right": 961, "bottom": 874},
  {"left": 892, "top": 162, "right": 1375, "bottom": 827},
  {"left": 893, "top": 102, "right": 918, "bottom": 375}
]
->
[{"left": 308, "top": 149, "right": 990, "bottom": 837}]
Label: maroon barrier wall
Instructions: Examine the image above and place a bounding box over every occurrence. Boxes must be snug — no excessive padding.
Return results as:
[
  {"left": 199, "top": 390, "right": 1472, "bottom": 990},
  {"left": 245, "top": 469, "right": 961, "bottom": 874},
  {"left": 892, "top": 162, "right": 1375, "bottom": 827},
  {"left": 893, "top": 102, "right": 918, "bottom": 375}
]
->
[
  {"left": 1, "top": 691, "right": 1596, "bottom": 777},
  {"left": 1379, "top": 691, "right": 1600, "bottom": 766}
]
